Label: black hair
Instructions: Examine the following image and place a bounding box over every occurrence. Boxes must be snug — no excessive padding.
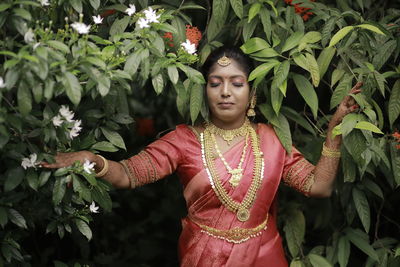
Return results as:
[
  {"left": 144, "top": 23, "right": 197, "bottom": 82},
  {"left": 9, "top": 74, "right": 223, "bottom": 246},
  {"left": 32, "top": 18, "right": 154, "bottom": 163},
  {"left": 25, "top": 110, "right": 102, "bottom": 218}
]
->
[{"left": 201, "top": 46, "right": 254, "bottom": 80}]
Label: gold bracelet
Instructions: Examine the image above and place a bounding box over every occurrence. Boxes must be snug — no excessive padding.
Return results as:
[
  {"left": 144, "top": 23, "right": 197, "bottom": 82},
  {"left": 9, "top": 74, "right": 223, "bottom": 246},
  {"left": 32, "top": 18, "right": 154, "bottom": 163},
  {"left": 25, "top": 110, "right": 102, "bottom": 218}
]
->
[
  {"left": 321, "top": 142, "right": 341, "bottom": 158},
  {"left": 95, "top": 155, "right": 109, "bottom": 177}
]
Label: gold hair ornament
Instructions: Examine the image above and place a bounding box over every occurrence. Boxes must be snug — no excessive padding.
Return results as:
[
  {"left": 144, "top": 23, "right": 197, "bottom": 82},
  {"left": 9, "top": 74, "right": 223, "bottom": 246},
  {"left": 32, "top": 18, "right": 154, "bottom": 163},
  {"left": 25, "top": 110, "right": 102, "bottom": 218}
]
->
[{"left": 217, "top": 55, "right": 231, "bottom": 67}]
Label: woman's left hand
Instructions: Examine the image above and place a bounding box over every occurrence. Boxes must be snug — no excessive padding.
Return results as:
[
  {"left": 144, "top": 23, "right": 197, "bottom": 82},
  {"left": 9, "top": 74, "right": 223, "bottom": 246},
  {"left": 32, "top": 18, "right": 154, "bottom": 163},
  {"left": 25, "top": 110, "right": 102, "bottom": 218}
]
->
[{"left": 328, "top": 81, "right": 363, "bottom": 129}]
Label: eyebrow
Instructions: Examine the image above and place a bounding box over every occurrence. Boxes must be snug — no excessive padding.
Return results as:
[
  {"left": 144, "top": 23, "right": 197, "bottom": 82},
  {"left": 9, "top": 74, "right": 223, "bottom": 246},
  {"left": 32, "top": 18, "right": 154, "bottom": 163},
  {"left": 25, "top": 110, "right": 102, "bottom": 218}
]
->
[{"left": 208, "top": 75, "right": 246, "bottom": 80}]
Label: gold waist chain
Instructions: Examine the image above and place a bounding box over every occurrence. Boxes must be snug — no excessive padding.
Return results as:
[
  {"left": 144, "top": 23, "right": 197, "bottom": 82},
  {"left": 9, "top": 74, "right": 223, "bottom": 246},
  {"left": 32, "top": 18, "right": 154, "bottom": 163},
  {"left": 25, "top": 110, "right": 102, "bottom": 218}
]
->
[{"left": 189, "top": 214, "right": 269, "bottom": 244}]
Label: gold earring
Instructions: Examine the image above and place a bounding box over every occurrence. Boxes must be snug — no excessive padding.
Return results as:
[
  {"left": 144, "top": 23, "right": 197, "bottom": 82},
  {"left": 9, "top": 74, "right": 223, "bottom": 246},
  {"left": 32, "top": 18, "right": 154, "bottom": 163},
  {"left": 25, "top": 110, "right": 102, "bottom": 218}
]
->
[{"left": 247, "top": 95, "right": 256, "bottom": 117}]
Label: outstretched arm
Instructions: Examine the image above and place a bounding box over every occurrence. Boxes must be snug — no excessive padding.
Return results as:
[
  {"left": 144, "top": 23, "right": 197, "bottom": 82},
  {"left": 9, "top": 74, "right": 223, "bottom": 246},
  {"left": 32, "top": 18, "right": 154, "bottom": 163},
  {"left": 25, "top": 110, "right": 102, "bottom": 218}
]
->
[
  {"left": 309, "top": 81, "right": 362, "bottom": 198},
  {"left": 41, "top": 151, "right": 131, "bottom": 188}
]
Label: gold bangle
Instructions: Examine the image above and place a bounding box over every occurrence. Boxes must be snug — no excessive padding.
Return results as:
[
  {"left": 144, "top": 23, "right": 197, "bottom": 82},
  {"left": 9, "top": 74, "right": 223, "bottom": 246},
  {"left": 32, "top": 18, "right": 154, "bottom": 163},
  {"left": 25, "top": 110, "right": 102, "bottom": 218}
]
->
[
  {"left": 95, "top": 155, "right": 109, "bottom": 177},
  {"left": 321, "top": 142, "right": 341, "bottom": 158}
]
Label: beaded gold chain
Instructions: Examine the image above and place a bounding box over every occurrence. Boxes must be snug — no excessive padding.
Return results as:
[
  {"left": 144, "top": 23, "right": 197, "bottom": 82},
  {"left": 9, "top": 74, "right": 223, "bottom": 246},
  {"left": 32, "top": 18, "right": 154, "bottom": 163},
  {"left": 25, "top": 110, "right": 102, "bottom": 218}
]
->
[
  {"left": 206, "top": 118, "right": 251, "bottom": 145},
  {"left": 200, "top": 125, "right": 264, "bottom": 222},
  {"left": 212, "top": 131, "right": 250, "bottom": 187}
]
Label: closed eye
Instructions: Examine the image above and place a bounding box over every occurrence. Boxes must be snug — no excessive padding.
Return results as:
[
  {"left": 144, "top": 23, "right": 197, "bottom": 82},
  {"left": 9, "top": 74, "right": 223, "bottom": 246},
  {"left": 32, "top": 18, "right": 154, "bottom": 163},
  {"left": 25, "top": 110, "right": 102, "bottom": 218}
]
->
[
  {"left": 233, "top": 83, "right": 244, "bottom": 87},
  {"left": 209, "top": 83, "right": 220, "bottom": 87}
]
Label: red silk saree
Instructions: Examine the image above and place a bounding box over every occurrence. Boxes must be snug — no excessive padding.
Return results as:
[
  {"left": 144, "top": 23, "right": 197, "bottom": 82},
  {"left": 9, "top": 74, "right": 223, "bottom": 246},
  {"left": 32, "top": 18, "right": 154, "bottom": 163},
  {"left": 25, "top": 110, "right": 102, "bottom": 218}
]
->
[{"left": 121, "top": 123, "right": 315, "bottom": 267}]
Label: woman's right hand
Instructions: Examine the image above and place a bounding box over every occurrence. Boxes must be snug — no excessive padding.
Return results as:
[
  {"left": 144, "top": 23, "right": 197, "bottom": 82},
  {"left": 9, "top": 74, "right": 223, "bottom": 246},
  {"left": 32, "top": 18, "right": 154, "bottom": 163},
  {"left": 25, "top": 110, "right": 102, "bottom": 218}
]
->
[{"left": 41, "top": 151, "right": 97, "bottom": 169}]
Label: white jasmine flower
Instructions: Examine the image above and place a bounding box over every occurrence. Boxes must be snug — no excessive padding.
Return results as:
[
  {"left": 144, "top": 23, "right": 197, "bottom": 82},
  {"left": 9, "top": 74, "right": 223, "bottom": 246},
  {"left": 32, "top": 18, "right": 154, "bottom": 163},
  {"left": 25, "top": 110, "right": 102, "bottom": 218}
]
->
[
  {"left": 71, "top": 22, "right": 90, "bottom": 34},
  {"left": 21, "top": 153, "right": 38, "bottom": 169},
  {"left": 89, "top": 201, "right": 99, "bottom": 213},
  {"left": 24, "top": 29, "right": 35, "bottom": 43},
  {"left": 39, "top": 0, "right": 50, "bottom": 6},
  {"left": 181, "top": 39, "right": 196, "bottom": 55},
  {"left": 52, "top": 114, "right": 63, "bottom": 127},
  {"left": 69, "top": 120, "right": 82, "bottom": 139},
  {"left": 143, "top": 7, "right": 160, "bottom": 23},
  {"left": 0, "top": 77, "right": 6, "bottom": 88},
  {"left": 137, "top": 18, "right": 150, "bottom": 29},
  {"left": 59, "top": 105, "right": 74, "bottom": 122},
  {"left": 125, "top": 4, "right": 136, "bottom": 16},
  {"left": 83, "top": 159, "right": 95, "bottom": 174},
  {"left": 92, "top": 15, "right": 103, "bottom": 24}
]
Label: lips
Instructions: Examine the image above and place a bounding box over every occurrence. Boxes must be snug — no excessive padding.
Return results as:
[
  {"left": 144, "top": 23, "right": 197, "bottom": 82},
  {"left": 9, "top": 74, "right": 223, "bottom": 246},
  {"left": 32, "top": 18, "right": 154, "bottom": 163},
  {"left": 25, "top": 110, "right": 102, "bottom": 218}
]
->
[{"left": 218, "top": 102, "right": 234, "bottom": 109}]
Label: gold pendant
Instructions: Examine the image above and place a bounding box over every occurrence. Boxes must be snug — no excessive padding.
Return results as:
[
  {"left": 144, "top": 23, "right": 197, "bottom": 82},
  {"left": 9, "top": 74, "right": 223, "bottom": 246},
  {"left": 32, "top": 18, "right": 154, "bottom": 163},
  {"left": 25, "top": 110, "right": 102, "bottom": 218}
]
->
[
  {"left": 223, "top": 131, "right": 234, "bottom": 145},
  {"left": 237, "top": 208, "right": 250, "bottom": 222},
  {"left": 229, "top": 168, "right": 243, "bottom": 187}
]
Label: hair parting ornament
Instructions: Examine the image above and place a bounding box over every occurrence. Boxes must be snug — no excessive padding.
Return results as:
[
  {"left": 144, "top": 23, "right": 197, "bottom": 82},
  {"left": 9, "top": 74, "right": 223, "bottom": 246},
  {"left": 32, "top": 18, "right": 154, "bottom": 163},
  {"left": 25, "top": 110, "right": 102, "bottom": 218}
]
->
[{"left": 217, "top": 55, "right": 231, "bottom": 67}]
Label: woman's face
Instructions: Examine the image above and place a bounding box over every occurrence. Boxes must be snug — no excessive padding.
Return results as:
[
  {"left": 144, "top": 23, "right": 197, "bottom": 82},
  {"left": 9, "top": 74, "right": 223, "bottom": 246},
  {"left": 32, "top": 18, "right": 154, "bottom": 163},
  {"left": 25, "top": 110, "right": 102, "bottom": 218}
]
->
[{"left": 206, "top": 59, "right": 250, "bottom": 128}]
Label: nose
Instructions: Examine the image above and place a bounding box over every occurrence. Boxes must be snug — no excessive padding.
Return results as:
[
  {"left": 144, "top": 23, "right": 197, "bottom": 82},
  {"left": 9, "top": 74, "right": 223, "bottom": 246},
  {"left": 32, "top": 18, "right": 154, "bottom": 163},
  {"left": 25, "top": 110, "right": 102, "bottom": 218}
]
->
[{"left": 221, "top": 81, "right": 231, "bottom": 98}]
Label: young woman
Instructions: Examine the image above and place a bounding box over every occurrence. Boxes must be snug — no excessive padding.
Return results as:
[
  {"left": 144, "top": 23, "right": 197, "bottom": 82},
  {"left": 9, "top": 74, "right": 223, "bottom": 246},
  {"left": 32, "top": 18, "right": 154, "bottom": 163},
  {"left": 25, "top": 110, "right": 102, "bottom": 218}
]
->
[{"left": 42, "top": 46, "right": 361, "bottom": 266}]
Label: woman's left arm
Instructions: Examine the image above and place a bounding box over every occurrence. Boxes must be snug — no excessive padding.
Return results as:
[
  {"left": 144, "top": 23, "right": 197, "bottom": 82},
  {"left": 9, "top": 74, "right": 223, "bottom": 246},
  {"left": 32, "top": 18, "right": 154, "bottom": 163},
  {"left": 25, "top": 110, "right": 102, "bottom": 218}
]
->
[{"left": 309, "top": 81, "right": 362, "bottom": 198}]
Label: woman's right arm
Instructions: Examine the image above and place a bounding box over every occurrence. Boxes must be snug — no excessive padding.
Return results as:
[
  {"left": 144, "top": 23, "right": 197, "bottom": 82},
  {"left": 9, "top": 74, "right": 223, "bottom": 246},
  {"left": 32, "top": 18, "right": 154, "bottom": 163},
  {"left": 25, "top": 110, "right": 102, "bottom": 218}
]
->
[{"left": 41, "top": 151, "right": 131, "bottom": 189}]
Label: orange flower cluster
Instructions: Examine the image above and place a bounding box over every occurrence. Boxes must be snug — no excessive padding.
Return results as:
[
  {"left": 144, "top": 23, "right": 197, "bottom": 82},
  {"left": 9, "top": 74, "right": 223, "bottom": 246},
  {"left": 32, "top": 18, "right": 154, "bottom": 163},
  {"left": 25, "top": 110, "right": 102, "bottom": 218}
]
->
[
  {"left": 284, "top": 0, "right": 315, "bottom": 21},
  {"left": 162, "top": 25, "right": 202, "bottom": 48},
  {"left": 393, "top": 131, "right": 400, "bottom": 149}
]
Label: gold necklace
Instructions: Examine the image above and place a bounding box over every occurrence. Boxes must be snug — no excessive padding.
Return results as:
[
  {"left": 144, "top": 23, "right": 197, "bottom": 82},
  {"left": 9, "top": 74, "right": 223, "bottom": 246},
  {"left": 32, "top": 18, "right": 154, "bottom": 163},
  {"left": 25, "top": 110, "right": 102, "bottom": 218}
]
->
[
  {"left": 212, "top": 131, "right": 250, "bottom": 187},
  {"left": 206, "top": 118, "right": 251, "bottom": 145},
  {"left": 200, "top": 125, "right": 264, "bottom": 222}
]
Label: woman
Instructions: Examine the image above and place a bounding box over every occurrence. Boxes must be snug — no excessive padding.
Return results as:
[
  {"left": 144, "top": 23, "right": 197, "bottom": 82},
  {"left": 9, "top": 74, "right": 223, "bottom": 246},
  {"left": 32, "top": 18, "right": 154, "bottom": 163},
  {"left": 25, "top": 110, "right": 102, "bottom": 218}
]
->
[{"left": 42, "top": 46, "right": 361, "bottom": 266}]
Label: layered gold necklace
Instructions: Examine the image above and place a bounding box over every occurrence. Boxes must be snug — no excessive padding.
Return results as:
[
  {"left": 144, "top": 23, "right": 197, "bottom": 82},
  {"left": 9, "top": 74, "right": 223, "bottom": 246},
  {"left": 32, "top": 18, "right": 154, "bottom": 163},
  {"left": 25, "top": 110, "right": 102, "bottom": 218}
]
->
[
  {"left": 200, "top": 122, "right": 264, "bottom": 222},
  {"left": 206, "top": 118, "right": 251, "bottom": 145}
]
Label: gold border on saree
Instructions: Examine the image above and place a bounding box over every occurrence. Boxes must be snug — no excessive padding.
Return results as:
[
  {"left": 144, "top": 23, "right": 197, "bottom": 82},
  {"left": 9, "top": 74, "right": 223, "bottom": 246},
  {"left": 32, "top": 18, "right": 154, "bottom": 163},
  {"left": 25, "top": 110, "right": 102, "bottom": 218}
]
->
[{"left": 190, "top": 214, "right": 269, "bottom": 244}]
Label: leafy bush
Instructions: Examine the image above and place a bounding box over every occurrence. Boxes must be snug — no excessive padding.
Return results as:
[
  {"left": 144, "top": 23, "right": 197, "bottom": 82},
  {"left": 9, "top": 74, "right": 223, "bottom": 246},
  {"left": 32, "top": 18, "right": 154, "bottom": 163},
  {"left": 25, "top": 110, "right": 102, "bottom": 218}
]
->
[{"left": 0, "top": 0, "right": 399, "bottom": 266}]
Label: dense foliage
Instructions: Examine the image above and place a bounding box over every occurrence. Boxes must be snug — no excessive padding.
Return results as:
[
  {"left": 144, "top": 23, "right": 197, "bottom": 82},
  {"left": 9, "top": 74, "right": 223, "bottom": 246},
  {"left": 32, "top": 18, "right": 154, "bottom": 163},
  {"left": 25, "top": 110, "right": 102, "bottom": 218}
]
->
[{"left": 0, "top": 0, "right": 399, "bottom": 266}]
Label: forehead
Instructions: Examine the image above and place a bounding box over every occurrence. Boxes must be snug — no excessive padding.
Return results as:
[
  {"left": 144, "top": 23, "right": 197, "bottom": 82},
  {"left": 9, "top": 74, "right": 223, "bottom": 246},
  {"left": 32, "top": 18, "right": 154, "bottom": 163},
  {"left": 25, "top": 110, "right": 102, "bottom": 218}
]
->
[{"left": 208, "top": 59, "right": 247, "bottom": 79}]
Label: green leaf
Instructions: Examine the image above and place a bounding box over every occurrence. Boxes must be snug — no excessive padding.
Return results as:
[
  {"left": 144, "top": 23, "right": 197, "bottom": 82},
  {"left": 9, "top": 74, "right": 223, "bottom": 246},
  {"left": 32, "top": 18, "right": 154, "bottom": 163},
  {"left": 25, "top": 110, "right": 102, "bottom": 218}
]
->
[
  {"left": 8, "top": 209, "right": 27, "bottom": 229},
  {"left": 330, "top": 74, "right": 352, "bottom": 109},
  {"left": 248, "top": 60, "right": 279, "bottom": 81},
  {"left": 248, "top": 3, "right": 261, "bottom": 22},
  {"left": 372, "top": 40, "right": 396, "bottom": 71},
  {"left": 0, "top": 207, "right": 8, "bottom": 228},
  {"left": 352, "top": 187, "right": 371, "bottom": 233},
  {"left": 70, "top": 0, "right": 83, "bottom": 13},
  {"left": 389, "top": 141, "right": 400, "bottom": 186},
  {"left": 293, "top": 53, "right": 308, "bottom": 71},
  {"left": 86, "top": 57, "right": 106, "bottom": 70},
  {"left": 152, "top": 73, "right": 164, "bottom": 95},
  {"left": 38, "top": 171, "right": 51, "bottom": 187},
  {"left": 181, "top": 66, "right": 205, "bottom": 84},
  {"left": 97, "top": 76, "right": 110, "bottom": 96},
  {"left": 356, "top": 24, "right": 385, "bottom": 35},
  {"left": 271, "top": 61, "right": 290, "bottom": 94},
  {"left": 89, "top": 0, "right": 100, "bottom": 9},
  {"left": 388, "top": 80, "right": 400, "bottom": 128},
  {"left": 0, "top": 4, "right": 12, "bottom": 12},
  {"left": 241, "top": 37, "right": 270, "bottom": 54},
  {"left": 63, "top": 72, "right": 82, "bottom": 105},
  {"left": 271, "top": 85, "right": 283, "bottom": 114},
  {"left": 363, "top": 178, "right": 384, "bottom": 199},
  {"left": 100, "top": 127, "right": 126, "bottom": 150},
  {"left": 92, "top": 187, "right": 112, "bottom": 212},
  {"left": 167, "top": 66, "right": 179, "bottom": 84},
  {"left": 190, "top": 83, "right": 203, "bottom": 124},
  {"left": 373, "top": 71, "right": 386, "bottom": 97},
  {"left": 292, "top": 74, "right": 318, "bottom": 119},
  {"left": 5, "top": 167, "right": 24, "bottom": 192},
  {"left": 343, "top": 130, "right": 367, "bottom": 166},
  {"left": 281, "top": 31, "right": 304, "bottom": 53},
  {"left": 72, "top": 174, "right": 91, "bottom": 202},
  {"left": 230, "top": 0, "right": 243, "bottom": 19},
  {"left": 338, "top": 236, "right": 351, "bottom": 267},
  {"left": 17, "top": 82, "right": 32, "bottom": 115},
  {"left": 317, "top": 47, "right": 336, "bottom": 79},
  {"left": 13, "top": 8, "right": 32, "bottom": 21},
  {"left": 52, "top": 177, "right": 66, "bottom": 205},
  {"left": 290, "top": 259, "right": 305, "bottom": 267},
  {"left": 274, "top": 113, "right": 292, "bottom": 153},
  {"left": 354, "top": 121, "right": 383, "bottom": 134},
  {"left": 300, "top": 31, "right": 321, "bottom": 45},
  {"left": 26, "top": 170, "right": 38, "bottom": 191},
  {"left": 47, "top": 40, "right": 70, "bottom": 54},
  {"left": 305, "top": 53, "right": 320, "bottom": 87},
  {"left": 207, "top": 0, "right": 229, "bottom": 41},
  {"left": 283, "top": 209, "right": 305, "bottom": 258},
  {"left": 308, "top": 254, "right": 332, "bottom": 267},
  {"left": 251, "top": 47, "right": 279, "bottom": 58},
  {"left": 75, "top": 219, "right": 92, "bottom": 241},
  {"left": 54, "top": 261, "right": 69, "bottom": 267},
  {"left": 345, "top": 228, "right": 379, "bottom": 261},
  {"left": 110, "top": 16, "right": 130, "bottom": 37},
  {"left": 329, "top": 26, "right": 354, "bottom": 47},
  {"left": 91, "top": 141, "right": 119, "bottom": 152},
  {"left": 281, "top": 106, "right": 316, "bottom": 136},
  {"left": 259, "top": 8, "right": 272, "bottom": 41}
]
